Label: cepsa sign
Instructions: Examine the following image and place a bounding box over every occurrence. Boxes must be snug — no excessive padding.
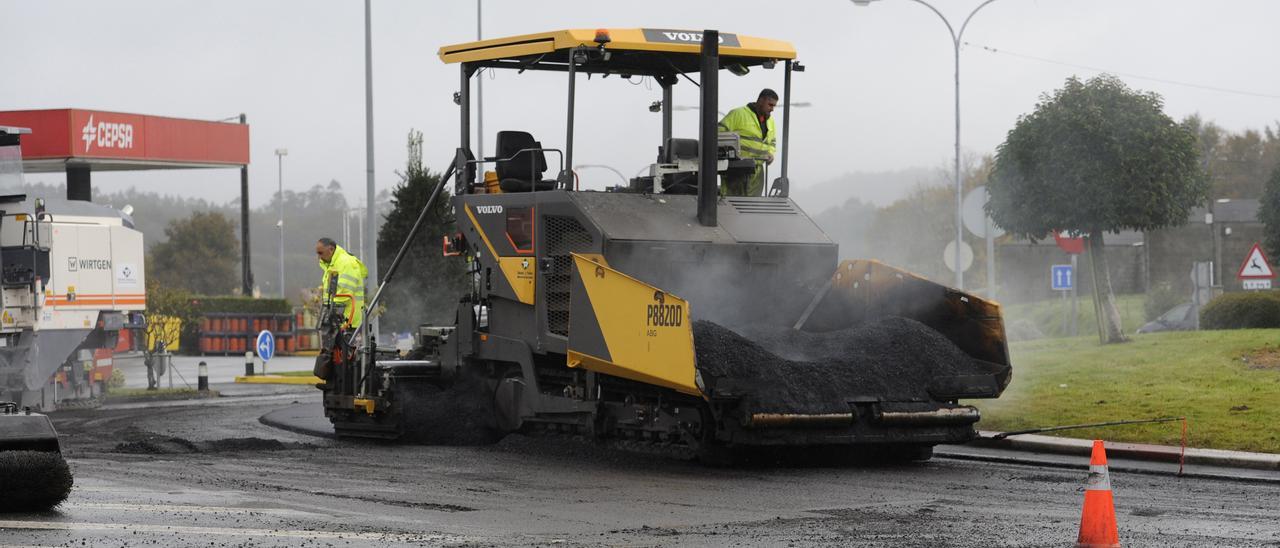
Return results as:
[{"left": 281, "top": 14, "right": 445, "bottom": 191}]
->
[{"left": 69, "top": 111, "right": 146, "bottom": 159}]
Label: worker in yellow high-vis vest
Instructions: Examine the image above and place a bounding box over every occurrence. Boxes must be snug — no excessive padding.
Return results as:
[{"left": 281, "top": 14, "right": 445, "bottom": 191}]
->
[
  {"left": 316, "top": 237, "right": 369, "bottom": 328},
  {"left": 313, "top": 237, "right": 368, "bottom": 390},
  {"left": 718, "top": 88, "right": 779, "bottom": 197}
]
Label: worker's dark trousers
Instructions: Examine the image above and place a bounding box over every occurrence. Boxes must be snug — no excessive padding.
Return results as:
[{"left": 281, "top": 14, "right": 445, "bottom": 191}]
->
[
  {"left": 313, "top": 350, "right": 334, "bottom": 382},
  {"left": 313, "top": 329, "right": 352, "bottom": 384}
]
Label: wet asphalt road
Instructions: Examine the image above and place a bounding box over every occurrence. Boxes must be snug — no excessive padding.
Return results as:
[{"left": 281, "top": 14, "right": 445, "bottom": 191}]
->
[{"left": 4, "top": 390, "right": 1280, "bottom": 547}]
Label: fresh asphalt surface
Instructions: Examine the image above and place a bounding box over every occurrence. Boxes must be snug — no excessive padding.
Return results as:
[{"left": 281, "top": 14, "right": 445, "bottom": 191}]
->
[{"left": 4, "top": 388, "right": 1280, "bottom": 547}]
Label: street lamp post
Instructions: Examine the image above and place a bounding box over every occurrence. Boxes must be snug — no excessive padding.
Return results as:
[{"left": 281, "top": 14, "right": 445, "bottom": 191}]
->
[
  {"left": 853, "top": 0, "right": 999, "bottom": 290},
  {"left": 274, "top": 148, "right": 288, "bottom": 299},
  {"left": 476, "top": 0, "right": 484, "bottom": 161},
  {"left": 341, "top": 208, "right": 364, "bottom": 258},
  {"left": 364, "top": 0, "right": 378, "bottom": 340}
]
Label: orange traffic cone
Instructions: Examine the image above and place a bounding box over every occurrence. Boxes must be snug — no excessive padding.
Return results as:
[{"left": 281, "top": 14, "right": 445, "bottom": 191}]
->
[{"left": 1077, "top": 440, "right": 1120, "bottom": 547}]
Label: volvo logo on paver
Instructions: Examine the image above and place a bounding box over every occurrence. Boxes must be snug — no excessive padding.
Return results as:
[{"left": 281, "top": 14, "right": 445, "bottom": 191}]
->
[
  {"left": 475, "top": 205, "right": 503, "bottom": 214},
  {"left": 642, "top": 29, "right": 740, "bottom": 47},
  {"left": 80, "top": 114, "right": 135, "bottom": 153}
]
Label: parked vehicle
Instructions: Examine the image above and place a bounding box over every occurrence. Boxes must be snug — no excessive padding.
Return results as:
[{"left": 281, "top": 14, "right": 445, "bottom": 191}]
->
[{"left": 1137, "top": 302, "right": 1197, "bottom": 334}]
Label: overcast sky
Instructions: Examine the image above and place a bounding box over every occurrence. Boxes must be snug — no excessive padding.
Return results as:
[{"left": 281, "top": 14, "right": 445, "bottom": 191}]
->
[{"left": 3, "top": 0, "right": 1278, "bottom": 210}]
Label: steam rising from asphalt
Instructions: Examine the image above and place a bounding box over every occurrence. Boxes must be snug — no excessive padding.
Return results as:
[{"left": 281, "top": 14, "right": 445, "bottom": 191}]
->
[{"left": 611, "top": 244, "right": 832, "bottom": 330}]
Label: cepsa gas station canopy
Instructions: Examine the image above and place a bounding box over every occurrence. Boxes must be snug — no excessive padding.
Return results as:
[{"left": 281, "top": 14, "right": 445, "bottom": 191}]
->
[
  {"left": 0, "top": 108, "right": 249, "bottom": 171},
  {"left": 0, "top": 109, "right": 249, "bottom": 191},
  {"left": 0, "top": 108, "right": 255, "bottom": 291}
]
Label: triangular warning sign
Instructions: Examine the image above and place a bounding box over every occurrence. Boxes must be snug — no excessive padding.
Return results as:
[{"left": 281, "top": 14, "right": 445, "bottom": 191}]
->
[{"left": 1237, "top": 243, "right": 1275, "bottom": 279}]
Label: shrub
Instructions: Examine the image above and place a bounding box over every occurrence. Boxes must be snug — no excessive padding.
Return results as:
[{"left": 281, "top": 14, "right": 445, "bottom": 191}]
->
[
  {"left": 108, "top": 369, "right": 126, "bottom": 389},
  {"left": 191, "top": 296, "right": 290, "bottom": 314},
  {"left": 1144, "top": 283, "right": 1185, "bottom": 321},
  {"left": 1200, "top": 291, "right": 1280, "bottom": 329}
]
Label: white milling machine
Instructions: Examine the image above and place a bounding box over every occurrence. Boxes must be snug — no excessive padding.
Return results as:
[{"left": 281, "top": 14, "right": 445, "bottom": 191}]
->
[{"left": 0, "top": 127, "right": 146, "bottom": 410}]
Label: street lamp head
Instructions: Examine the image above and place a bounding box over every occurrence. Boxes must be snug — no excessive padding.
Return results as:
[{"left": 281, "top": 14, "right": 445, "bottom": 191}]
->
[
  {"left": 851, "top": 0, "right": 881, "bottom": 6},
  {"left": 275, "top": 148, "right": 288, "bottom": 156}
]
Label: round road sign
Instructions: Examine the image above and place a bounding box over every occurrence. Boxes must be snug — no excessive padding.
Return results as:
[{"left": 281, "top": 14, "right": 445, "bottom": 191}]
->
[
  {"left": 961, "top": 186, "right": 1006, "bottom": 239},
  {"left": 944, "top": 240, "right": 974, "bottom": 273},
  {"left": 256, "top": 330, "right": 275, "bottom": 361}
]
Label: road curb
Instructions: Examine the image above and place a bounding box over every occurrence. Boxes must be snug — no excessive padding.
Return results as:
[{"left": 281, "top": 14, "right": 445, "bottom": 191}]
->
[
  {"left": 975, "top": 430, "right": 1280, "bottom": 472},
  {"left": 234, "top": 375, "right": 321, "bottom": 385},
  {"left": 259, "top": 403, "right": 335, "bottom": 438}
]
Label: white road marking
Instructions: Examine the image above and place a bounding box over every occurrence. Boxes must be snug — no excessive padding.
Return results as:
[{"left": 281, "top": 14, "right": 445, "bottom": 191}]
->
[
  {"left": 62, "top": 502, "right": 322, "bottom": 517},
  {"left": 63, "top": 486, "right": 134, "bottom": 492},
  {"left": 0, "top": 520, "right": 463, "bottom": 542}
]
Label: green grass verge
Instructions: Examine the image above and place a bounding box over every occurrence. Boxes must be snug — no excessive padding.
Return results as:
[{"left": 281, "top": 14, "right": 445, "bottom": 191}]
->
[
  {"left": 971, "top": 329, "right": 1280, "bottom": 453},
  {"left": 1003, "top": 293, "right": 1147, "bottom": 339},
  {"left": 105, "top": 387, "right": 202, "bottom": 400},
  {"left": 271, "top": 370, "right": 316, "bottom": 377}
]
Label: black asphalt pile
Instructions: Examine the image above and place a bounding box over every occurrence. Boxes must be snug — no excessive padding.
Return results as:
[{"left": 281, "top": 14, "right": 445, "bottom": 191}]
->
[
  {"left": 114, "top": 429, "right": 298, "bottom": 454},
  {"left": 0, "top": 450, "right": 73, "bottom": 512},
  {"left": 115, "top": 435, "right": 199, "bottom": 455},
  {"left": 399, "top": 371, "right": 502, "bottom": 446},
  {"left": 203, "top": 437, "right": 289, "bottom": 452},
  {"left": 693, "top": 317, "right": 971, "bottom": 414}
]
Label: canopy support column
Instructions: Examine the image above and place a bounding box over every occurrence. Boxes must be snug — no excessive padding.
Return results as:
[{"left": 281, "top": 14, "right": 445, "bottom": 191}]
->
[
  {"left": 562, "top": 48, "right": 580, "bottom": 189},
  {"left": 239, "top": 113, "right": 253, "bottom": 296},
  {"left": 661, "top": 81, "right": 673, "bottom": 146},
  {"left": 66, "top": 164, "right": 90, "bottom": 202}
]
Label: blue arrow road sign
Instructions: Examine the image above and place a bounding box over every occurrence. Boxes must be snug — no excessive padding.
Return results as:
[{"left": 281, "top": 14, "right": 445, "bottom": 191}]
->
[
  {"left": 256, "top": 330, "right": 275, "bottom": 361},
  {"left": 1051, "top": 264, "right": 1073, "bottom": 291}
]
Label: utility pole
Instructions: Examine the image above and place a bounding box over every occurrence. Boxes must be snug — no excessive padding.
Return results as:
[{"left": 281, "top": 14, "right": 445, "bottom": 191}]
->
[
  {"left": 239, "top": 114, "right": 253, "bottom": 295},
  {"left": 853, "top": 0, "right": 1002, "bottom": 290},
  {"left": 476, "top": 0, "right": 484, "bottom": 161},
  {"left": 275, "top": 148, "right": 288, "bottom": 299},
  {"left": 364, "top": 0, "right": 378, "bottom": 337}
]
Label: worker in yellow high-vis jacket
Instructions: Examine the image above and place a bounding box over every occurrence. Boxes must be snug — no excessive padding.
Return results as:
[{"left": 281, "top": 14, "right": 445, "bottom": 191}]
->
[
  {"left": 313, "top": 237, "right": 368, "bottom": 389},
  {"left": 718, "top": 88, "right": 779, "bottom": 197},
  {"left": 316, "top": 237, "right": 368, "bottom": 328}
]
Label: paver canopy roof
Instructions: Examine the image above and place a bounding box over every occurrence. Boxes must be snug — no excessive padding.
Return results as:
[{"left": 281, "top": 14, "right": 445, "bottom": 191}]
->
[{"left": 438, "top": 28, "right": 796, "bottom": 76}]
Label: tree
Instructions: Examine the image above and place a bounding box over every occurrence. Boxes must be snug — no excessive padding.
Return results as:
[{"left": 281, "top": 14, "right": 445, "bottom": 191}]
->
[
  {"left": 148, "top": 211, "right": 240, "bottom": 295},
  {"left": 1258, "top": 165, "right": 1280, "bottom": 259},
  {"left": 867, "top": 184, "right": 956, "bottom": 280},
  {"left": 1183, "top": 114, "right": 1224, "bottom": 193},
  {"left": 1181, "top": 115, "right": 1280, "bottom": 200},
  {"left": 375, "top": 130, "right": 468, "bottom": 330},
  {"left": 988, "top": 75, "right": 1206, "bottom": 344},
  {"left": 143, "top": 284, "right": 198, "bottom": 350}
]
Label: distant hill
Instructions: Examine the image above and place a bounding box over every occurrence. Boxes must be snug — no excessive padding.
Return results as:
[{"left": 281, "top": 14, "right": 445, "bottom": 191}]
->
[
  {"left": 793, "top": 167, "right": 942, "bottom": 261},
  {"left": 791, "top": 167, "right": 940, "bottom": 217}
]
